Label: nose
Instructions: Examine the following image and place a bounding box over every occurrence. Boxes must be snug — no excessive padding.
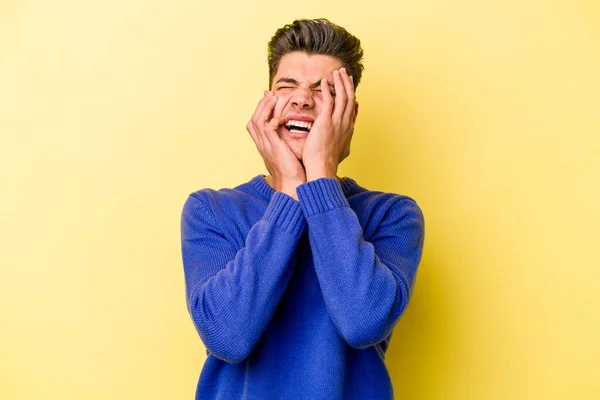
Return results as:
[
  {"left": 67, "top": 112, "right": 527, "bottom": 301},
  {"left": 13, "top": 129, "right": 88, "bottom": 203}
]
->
[{"left": 290, "top": 85, "right": 315, "bottom": 109}]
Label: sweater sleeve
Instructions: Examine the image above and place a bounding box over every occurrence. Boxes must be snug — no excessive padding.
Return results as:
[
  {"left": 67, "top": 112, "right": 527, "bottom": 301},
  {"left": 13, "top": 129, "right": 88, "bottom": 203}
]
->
[
  {"left": 180, "top": 191, "right": 307, "bottom": 363},
  {"left": 296, "top": 178, "right": 425, "bottom": 349}
]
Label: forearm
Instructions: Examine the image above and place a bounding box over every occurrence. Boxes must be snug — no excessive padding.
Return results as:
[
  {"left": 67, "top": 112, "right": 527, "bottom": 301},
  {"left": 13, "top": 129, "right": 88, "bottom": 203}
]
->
[
  {"left": 182, "top": 192, "right": 306, "bottom": 363},
  {"left": 296, "top": 178, "right": 424, "bottom": 348},
  {"left": 304, "top": 206, "right": 406, "bottom": 348}
]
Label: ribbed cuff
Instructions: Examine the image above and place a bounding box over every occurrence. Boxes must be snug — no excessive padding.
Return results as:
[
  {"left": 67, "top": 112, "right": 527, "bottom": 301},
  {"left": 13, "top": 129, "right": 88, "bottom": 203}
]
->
[
  {"left": 262, "top": 192, "right": 307, "bottom": 237},
  {"left": 296, "top": 178, "right": 350, "bottom": 217}
]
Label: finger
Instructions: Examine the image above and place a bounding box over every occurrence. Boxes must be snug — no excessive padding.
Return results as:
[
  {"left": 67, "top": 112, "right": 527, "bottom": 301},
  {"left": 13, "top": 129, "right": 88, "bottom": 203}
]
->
[
  {"left": 340, "top": 68, "right": 356, "bottom": 123},
  {"left": 332, "top": 69, "right": 347, "bottom": 122},
  {"left": 252, "top": 91, "right": 271, "bottom": 120},
  {"left": 258, "top": 95, "right": 279, "bottom": 149},
  {"left": 251, "top": 91, "right": 274, "bottom": 130},
  {"left": 248, "top": 92, "right": 272, "bottom": 148},
  {"left": 264, "top": 115, "right": 285, "bottom": 145},
  {"left": 320, "top": 78, "right": 334, "bottom": 115},
  {"left": 257, "top": 94, "right": 278, "bottom": 129},
  {"left": 251, "top": 93, "right": 278, "bottom": 151},
  {"left": 246, "top": 120, "right": 264, "bottom": 150}
]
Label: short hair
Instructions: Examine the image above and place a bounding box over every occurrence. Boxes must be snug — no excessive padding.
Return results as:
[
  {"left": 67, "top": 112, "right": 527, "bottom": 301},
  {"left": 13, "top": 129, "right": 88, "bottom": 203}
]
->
[{"left": 267, "top": 18, "right": 364, "bottom": 90}]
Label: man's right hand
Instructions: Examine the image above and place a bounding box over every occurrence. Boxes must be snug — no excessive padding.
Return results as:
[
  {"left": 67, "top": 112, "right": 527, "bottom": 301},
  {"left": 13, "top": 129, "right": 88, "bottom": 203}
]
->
[{"left": 246, "top": 91, "right": 306, "bottom": 201}]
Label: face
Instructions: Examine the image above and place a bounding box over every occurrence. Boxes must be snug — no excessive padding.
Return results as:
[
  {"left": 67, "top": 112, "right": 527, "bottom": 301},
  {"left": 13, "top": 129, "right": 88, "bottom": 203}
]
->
[{"left": 270, "top": 51, "right": 352, "bottom": 161}]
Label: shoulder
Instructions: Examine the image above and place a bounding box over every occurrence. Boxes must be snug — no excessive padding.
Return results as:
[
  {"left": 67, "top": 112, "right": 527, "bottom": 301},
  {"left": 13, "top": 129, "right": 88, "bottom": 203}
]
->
[
  {"left": 184, "top": 188, "right": 252, "bottom": 217},
  {"left": 184, "top": 176, "right": 260, "bottom": 208},
  {"left": 181, "top": 178, "right": 267, "bottom": 232},
  {"left": 351, "top": 189, "right": 419, "bottom": 210},
  {"left": 344, "top": 180, "right": 424, "bottom": 237},
  {"left": 345, "top": 179, "right": 422, "bottom": 216}
]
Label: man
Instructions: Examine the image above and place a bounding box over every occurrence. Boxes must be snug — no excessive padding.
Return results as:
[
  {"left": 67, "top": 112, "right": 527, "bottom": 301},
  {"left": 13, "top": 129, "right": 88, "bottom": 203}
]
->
[{"left": 180, "top": 18, "right": 425, "bottom": 400}]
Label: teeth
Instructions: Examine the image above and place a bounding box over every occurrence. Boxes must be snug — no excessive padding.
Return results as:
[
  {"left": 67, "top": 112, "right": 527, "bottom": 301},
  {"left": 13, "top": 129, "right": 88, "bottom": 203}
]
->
[{"left": 286, "top": 120, "right": 313, "bottom": 130}]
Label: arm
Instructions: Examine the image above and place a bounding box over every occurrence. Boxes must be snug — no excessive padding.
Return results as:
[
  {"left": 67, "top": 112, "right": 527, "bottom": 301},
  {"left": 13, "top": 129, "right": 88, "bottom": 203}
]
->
[
  {"left": 180, "top": 191, "right": 306, "bottom": 363},
  {"left": 296, "top": 178, "right": 425, "bottom": 349}
]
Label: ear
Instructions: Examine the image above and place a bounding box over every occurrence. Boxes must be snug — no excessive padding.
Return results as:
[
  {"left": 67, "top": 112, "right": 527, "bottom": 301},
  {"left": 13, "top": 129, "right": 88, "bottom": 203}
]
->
[{"left": 353, "top": 101, "right": 359, "bottom": 123}]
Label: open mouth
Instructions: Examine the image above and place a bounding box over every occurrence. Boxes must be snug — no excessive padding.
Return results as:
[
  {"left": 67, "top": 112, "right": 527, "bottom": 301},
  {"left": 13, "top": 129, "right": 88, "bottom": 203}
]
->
[{"left": 285, "top": 119, "right": 313, "bottom": 134}]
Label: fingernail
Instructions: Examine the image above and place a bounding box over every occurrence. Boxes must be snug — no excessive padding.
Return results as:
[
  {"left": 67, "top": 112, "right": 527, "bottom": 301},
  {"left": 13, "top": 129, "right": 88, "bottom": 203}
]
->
[{"left": 341, "top": 68, "right": 346, "bottom": 74}]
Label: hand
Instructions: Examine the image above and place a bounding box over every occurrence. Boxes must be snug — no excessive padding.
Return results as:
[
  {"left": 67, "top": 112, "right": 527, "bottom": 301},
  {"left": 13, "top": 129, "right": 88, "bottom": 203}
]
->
[
  {"left": 246, "top": 91, "right": 307, "bottom": 200},
  {"left": 302, "top": 67, "right": 357, "bottom": 181}
]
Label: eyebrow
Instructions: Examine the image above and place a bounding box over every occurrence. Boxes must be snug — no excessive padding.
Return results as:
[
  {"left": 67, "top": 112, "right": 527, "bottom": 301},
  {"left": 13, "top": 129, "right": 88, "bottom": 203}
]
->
[{"left": 275, "top": 77, "right": 335, "bottom": 90}]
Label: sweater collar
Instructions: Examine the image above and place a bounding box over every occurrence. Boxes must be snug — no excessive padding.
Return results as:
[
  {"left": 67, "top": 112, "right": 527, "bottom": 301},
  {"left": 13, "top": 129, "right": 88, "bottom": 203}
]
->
[{"left": 250, "top": 174, "right": 359, "bottom": 200}]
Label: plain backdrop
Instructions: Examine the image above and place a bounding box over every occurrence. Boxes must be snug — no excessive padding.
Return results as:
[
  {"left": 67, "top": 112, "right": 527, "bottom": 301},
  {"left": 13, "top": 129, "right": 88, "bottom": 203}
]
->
[{"left": 1, "top": 0, "right": 599, "bottom": 398}]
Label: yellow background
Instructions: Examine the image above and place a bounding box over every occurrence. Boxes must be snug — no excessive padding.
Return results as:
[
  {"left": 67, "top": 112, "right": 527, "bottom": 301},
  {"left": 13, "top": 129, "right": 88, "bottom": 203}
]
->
[{"left": 1, "top": 0, "right": 599, "bottom": 398}]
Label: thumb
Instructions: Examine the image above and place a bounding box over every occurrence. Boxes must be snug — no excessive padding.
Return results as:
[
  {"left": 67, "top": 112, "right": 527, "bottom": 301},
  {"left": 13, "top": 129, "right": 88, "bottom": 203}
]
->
[
  {"left": 265, "top": 117, "right": 285, "bottom": 141},
  {"left": 268, "top": 117, "right": 285, "bottom": 130}
]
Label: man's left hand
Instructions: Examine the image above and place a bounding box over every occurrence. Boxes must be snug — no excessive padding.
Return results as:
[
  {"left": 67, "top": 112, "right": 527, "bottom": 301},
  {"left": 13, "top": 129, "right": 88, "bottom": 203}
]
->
[{"left": 302, "top": 67, "right": 357, "bottom": 181}]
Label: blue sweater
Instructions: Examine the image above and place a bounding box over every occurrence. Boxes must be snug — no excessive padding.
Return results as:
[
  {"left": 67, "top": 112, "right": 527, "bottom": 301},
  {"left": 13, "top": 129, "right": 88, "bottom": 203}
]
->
[{"left": 180, "top": 174, "right": 425, "bottom": 400}]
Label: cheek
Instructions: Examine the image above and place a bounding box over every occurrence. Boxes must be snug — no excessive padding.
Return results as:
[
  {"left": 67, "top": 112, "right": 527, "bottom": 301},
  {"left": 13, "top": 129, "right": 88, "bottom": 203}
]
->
[{"left": 313, "top": 101, "right": 323, "bottom": 115}]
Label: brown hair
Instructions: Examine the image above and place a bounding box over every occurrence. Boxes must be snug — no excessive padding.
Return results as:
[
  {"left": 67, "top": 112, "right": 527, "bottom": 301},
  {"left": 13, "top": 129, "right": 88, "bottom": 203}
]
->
[{"left": 267, "top": 18, "right": 364, "bottom": 90}]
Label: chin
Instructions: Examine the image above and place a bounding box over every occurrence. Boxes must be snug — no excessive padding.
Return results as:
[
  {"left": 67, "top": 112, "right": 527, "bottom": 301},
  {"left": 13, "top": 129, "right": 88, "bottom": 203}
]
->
[
  {"left": 282, "top": 140, "right": 303, "bottom": 159},
  {"left": 292, "top": 147, "right": 304, "bottom": 161}
]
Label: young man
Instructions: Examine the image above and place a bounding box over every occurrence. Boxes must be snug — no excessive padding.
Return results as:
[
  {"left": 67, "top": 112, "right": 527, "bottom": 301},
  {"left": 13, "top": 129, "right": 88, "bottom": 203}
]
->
[{"left": 180, "top": 18, "right": 425, "bottom": 400}]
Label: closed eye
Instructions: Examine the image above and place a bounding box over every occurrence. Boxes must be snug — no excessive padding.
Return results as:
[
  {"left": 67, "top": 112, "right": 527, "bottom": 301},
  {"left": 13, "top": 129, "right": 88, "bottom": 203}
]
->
[{"left": 313, "top": 89, "right": 336, "bottom": 96}]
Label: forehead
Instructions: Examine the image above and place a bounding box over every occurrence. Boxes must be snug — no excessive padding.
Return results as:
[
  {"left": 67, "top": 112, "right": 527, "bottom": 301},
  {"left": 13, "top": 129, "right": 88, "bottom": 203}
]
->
[{"left": 274, "top": 51, "right": 343, "bottom": 82}]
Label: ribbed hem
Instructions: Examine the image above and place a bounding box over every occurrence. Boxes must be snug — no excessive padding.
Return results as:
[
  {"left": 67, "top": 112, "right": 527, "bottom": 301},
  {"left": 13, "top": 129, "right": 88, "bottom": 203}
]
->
[
  {"left": 296, "top": 178, "right": 350, "bottom": 217},
  {"left": 262, "top": 192, "right": 307, "bottom": 237}
]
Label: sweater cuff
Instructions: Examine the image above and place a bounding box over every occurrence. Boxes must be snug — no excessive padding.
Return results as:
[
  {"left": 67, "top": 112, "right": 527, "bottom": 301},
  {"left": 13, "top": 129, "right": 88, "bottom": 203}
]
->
[
  {"left": 296, "top": 178, "right": 350, "bottom": 217},
  {"left": 262, "top": 192, "right": 307, "bottom": 237}
]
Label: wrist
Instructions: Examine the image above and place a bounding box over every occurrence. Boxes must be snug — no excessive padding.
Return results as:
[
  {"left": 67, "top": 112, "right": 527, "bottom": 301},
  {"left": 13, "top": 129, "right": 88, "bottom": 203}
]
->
[
  {"left": 275, "top": 181, "right": 303, "bottom": 201},
  {"left": 280, "top": 187, "right": 300, "bottom": 201},
  {"left": 305, "top": 165, "right": 338, "bottom": 181}
]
